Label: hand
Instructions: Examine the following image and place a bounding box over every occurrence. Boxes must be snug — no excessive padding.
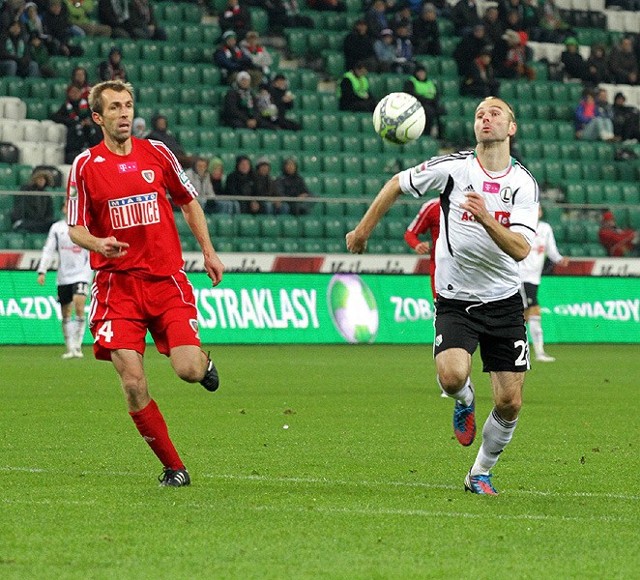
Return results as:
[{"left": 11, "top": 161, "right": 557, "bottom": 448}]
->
[
  {"left": 460, "top": 192, "right": 491, "bottom": 225},
  {"left": 559, "top": 257, "right": 570, "bottom": 267},
  {"left": 204, "top": 252, "right": 225, "bottom": 286},
  {"left": 346, "top": 230, "right": 367, "bottom": 254},
  {"left": 37, "top": 273, "right": 45, "bottom": 285},
  {"left": 97, "top": 236, "right": 129, "bottom": 258},
  {"left": 414, "top": 241, "right": 430, "bottom": 255}
]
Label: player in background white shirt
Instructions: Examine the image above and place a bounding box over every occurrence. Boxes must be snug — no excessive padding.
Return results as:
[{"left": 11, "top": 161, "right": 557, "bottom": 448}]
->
[
  {"left": 519, "top": 207, "right": 569, "bottom": 362},
  {"left": 37, "top": 199, "right": 92, "bottom": 359},
  {"left": 347, "top": 97, "right": 539, "bottom": 495}
]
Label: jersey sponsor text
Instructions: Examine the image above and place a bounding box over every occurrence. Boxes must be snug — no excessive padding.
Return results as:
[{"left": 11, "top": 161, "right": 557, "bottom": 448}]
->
[{"left": 109, "top": 193, "right": 160, "bottom": 229}]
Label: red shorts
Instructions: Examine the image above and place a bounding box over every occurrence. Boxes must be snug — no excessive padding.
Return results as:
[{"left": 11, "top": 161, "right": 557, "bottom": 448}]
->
[{"left": 89, "top": 270, "right": 200, "bottom": 361}]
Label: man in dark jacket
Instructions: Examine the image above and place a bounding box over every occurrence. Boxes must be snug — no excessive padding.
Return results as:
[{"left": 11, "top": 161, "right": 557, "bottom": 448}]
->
[
  {"left": 221, "top": 71, "right": 278, "bottom": 130},
  {"left": 146, "top": 113, "right": 192, "bottom": 168}
]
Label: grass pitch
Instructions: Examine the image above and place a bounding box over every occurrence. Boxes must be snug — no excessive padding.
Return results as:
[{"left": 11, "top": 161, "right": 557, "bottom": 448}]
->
[{"left": 2, "top": 344, "right": 638, "bottom": 579}]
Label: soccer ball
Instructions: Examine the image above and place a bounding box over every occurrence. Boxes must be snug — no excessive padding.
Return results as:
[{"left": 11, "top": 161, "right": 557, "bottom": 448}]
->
[
  {"left": 372, "top": 92, "right": 426, "bottom": 144},
  {"left": 327, "top": 274, "right": 379, "bottom": 344}
]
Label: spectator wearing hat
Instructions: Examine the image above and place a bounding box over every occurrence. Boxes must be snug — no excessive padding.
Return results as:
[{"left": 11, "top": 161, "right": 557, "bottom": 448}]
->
[
  {"left": 453, "top": 23, "right": 486, "bottom": 77},
  {"left": 214, "top": 29, "right": 254, "bottom": 84},
  {"left": 219, "top": 0, "right": 252, "bottom": 40},
  {"left": 560, "top": 36, "right": 586, "bottom": 81},
  {"left": 254, "top": 157, "right": 281, "bottom": 215},
  {"left": 494, "top": 28, "right": 534, "bottom": 80},
  {"left": 268, "top": 74, "right": 301, "bottom": 131},
  {"left": 612, "top": 92, "right": 640, "bottom": 142},
  {"left": 574, "top": 87, "right": 615, "bottom": 142},
  {"left": 98, "top": 46, "right": 127, "bottom": 81},
  {"left": 132, "top": 117, "right": 147, "bottom": 138},
  {"left": 208, "top": 158, "right": 240, "bottom": 215},
  {"left": 221, "top": 71, "right": 279, "bottom": 130},
  {"left": 451, "top": 0, "right": 481, "bottom": 36},
  {"left": 339, "top": 61, "right": 377, "bottom": 113},
  {"left": 240, "top": 30, "right": 272, "bottom": 85},
  {"left": 608, "top": 36, "right": 638, "bottom": 85},
  {"left": 226, "top": 155, "right": 268, "bottom": 215},
  {"left": 0, "top": 20, "right": 41, "bottom": 78},
  {"left": 413, "top": 3, "right": 441, "bottom": 56},
  {"left": 374, "top": 28, "right": 400, "bottom": 73},
  {"left": 460, "top": 46, "right": 500, "bottom": 99},
  {"left": 274, "top": 158, "right": 312, "bottom": 217},
  {"left": 403, "top": 65, "right": 443, "bottom": 137},
  {"left": 343, "top": 18, "right": 378, "bottom": 72},
  {"left": 146, "top": 114, "right": 193, "bottom": 168},
  {"left": 599, "top": 211, "right": 639, "bottom": 257},
  {"left": 12, "top": 169, "right": 55, "bottom": 234}
]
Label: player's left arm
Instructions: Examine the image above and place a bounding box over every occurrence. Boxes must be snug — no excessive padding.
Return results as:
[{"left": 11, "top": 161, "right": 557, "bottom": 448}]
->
[
  {"left": 180, "top": 199, "right": 225, "bottom": 286},
  {"left": 461, "top": 192, "right": 533, "bottom": 261}
]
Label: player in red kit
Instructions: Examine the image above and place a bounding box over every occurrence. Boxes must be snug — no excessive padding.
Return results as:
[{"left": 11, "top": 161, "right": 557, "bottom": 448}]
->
[
  {"left": 67, "top": 80, "right": 225, "bottom": 487},
  {"left": 404, "top": 197, "right": 440, "bottom": 300}
]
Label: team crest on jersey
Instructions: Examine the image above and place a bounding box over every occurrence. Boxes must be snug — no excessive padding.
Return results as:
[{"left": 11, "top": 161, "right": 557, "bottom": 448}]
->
[
  {"left": 142, "top": 170, "right": 155, "bottom": 183},
  {"left": 69, "top": 183, "right": 78, "bottom": 198},
  {"left": 500, "top": 187, "right": 513, "bottom": 203}
]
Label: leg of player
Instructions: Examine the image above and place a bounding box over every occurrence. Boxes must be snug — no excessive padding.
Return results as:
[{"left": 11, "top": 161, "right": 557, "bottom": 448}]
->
[
  {"left": 435, "top": 348, "right": 476, "bottom": 446},
  {"left": 170, "top": 345, "right": 219, "bottom": 392},
  {"left": 526, "top": 305, "right": 554, "bottom": 362},
  {"left": 71, "top": 291, "right": 87, "bottom": 358},
  {"left": 60, "top": 302, "right": 75, "bottom": 359},
  {"left": 465, "top": 371, "right": 524, "bottom": 495},
  {"left": 111, "top": 349, "right": 190, "bottom": 487}
]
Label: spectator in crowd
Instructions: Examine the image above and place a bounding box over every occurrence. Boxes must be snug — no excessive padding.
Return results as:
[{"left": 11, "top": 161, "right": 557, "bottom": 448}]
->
[
  {"left": 535, "top": 0, "right": 572, "bottom": 43},
  {"left": 585, "top": 43, "right": 611, "bottom": 86},
  {"left": 126, "top": 0, "right": 166, "bottom": 40},
  {"left": 11, "top": 169, "right": 54, "bottom": 233},
  {"left": 598, "top": 211, "right": 639, "bottom": 257},
  {"left": 226, "top": 155, "right": 266, "bottom": 215},
  {"left": 52, "top": 85, "right": 101, "bottom": 163},
  {"left": 453, "top": 23, "right": 486, "bottom": 77},
  {"left": 608, "top": 36, "right": 638, "bottom": 85},
  {"left": 221, "top": 70, "right": 279, "bottom": 130},
  {"left": 186, "top": 157, "right": 218, "bottom": 212},
  {"left": 131, "top": 116, "right": 146, "bottom": 138},
  {"left": 21, "top": 1, "right": 46, "bottom": 38},
  {"left": 42, "top": 0, "right": 84, "bottom": 56},
  {"left": 494, "top": 28, "right": 534, "bottom": 80},
  {"left": 98, "top": 46, "right": 127, "bottom": 81},
  {"left": 393, "top": 22, "right": 415, "bottom": 73},
  {"left": 612, "top": 91, "right": 640, "bottom": 142},
  {"left": 0, "top": 20, "right": 40, "bottom": 77},
  {"left": 27, "top": 29, "right": 54, "bottom": 77},
  {"left": 560, "top": 36, "right": 586, "bottom": 81},
  {"left": 339, "top": 61, "right": 377, "bottom": 112},
  {"left": 460, "top": 46, "right": 500, "bottom": 98},
  {"left": 98, "top": 0, "right": 132, "bottom": 38},
  {"left": 481, "top": 4, "right": 503, "bottom": 47},
  {"left": 403, "top": 65, "right": 443, "bottom": 137},
  {"left": 146, "top": 113, "right": 193, "bottom": 167},
  {"left": 253, "top": 157, "right": 280, "bottom": 215},
  {"left": 214, "top": 29, "right": 254, "bottom": 84},
  {"left": 65, "top": 0, "right": 111, "bottom": 37},
  {"left": 219, "top": 0, "right": 252, "bottom": 40},
  {"left": 574, "top": 87, "right": 615, "bottom": 141},
  {"left": 274, "top": 157, "right": 312, "bottom": 216},
  {"left": 268, "top": 73, "right": 301, "bottom": 131},
  {"left": 413, "top": 2, "right": 441, "bottom": 56},
  {"left": 374, "top": 28, "right": 402, "bottom": 73},
  {"left": 343, "top": 18, "right": 378, "bottom": 72},
  {"left": 1, "top": 0, "right": 27, "bottom": 32},
  {"left": 306, "top": 0, "right": 345, "bottom": 11},
  {"left": 208, "top": 157, "right": 240, "bottom": 214},
  {"left": 451, "top": 0, "right": 481, "bottom": 36},
  {"left": 365, "top": 0, "right": 390, "bottom": 40},
  {"left": 263, "top": 0, "right": 314, "bottom": 33},
  {"left": 256, "top": 80, "right": 300, "bottom": 130},
  {"left": 240, "top": 30, "right": 272, "bottom": 85},
  {"left": 392, "top": 2, "right": 413, "bottom": 34},
  {"left": 70, "top": 65, "right": 91, "bottom": 98}
]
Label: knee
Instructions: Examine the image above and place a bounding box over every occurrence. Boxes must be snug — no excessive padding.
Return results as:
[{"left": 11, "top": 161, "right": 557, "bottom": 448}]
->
[
  {"left": 174, "top": 358, "right": 205, "bottom": 383},
  {"left": 495, "top": 396, "right": 522, "bottom": 422},
  {"left": 437, "top": 369, "right": 468, "bottom": 392}
]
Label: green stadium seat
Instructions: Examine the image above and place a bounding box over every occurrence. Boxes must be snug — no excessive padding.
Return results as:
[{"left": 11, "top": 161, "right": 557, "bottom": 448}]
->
[
  {"left": 180, "top": 86, "right": 203, "bottom": 106},
  {"left": 322, "top": 154, "right": 341, "bottom": 173},
  {"left": 343, "top": 175, "right": 363, "bottom": 196},
  {"left": 237, "top": 215, "right": 260, "bottom": 238},
  {"left": 260, "top": 132, "right": 280, "bottom": 151},
  {"left": 1, "top": 232, "right": 26, "bottom": 249},
  {"left": 286, "top": 29, "right": 307, "bottom": 58},
  {"left": 137, "top": 86, "right": 158, "bottom": 104},
  {"left": 341, "top": 135, "right": 362, "bottom": 153},
  {"left": 585, "top": 183, "right": 604, "bottom": 204},
  {"left": 300, "top": 112, "right": 320, "bottom": 132},
  {"left": 323, "top": 51, "right": 345, "bottom": 79},
  {"left": 161, "top": 64, "right": 181, "bottom": 84},
  {"left": 202, "top": 25, "right": 221, "bottom": 44},
  {"left": 25, "top": 100, "right": 48, "bottom": 121},
  {"left": 280, "top": 132, "right": 301, "bottom": 152},
  {"left": 321, "top": 134, "right": 341, "bottom": 153},
  {"left": 139, "top": 63, "right": 160, "bottom": 84},
  {"left": 538, "top": 123, "right": 557, "bottom": 141},
  {"left": 556, "top": 123, "right": 575, "bottom": 142},
  {"left": 562, "top": 161, "right": 582, "bottom": 182},
  {"left": 161, "top": 44, "right": 181, "bottom": 63},
  {"left": 301, "top": 217, "right": 323, "bottom": 238},
  {"left": 361, "top": 135, "right": 381, "bottom": 153},
  {"left": 599, "top": 163, "right": 617, "bottom": 182},
  {"left": 341, "top": 155, "right": 361, "bottom": 174},
  {"left": 182, "top": 24, "right": 202, "bottom": 44},
  {"left": 526, "top": 160, "right": 545, "bottom": 184},
  {"left": 521, "top": 141, "right": 542, "bottom": 160},
  {"left": 621, "top": 184, "right": 640, "bottom": 204},
  {"left": 238, "top": 131, "right": 260, "bottom": 151},
  {"left": 163, "top": 24, "right": 182, "bottom": 43},
  {"left": 139, "top": 42, "right": 160, "bottom": 61},
  {"left": 564, "top": 183, "right": 585, "bottom": 204},
  {"left": 322, "top": 175, "right": 343, "bottom": 196},
  {"left": 198, "top": 129, "right": 218, "bottom": 150},
  {"left": 177, "top": 129, "right": 199, "bottom": 152},
  {"left": 158, "top": 86, "right": 179, "bottom": 104},
  {"left": 259, "top": 216, "right": 281, "bottom": 238},
  {"left": 565, "top": 221, "right": 586, "bottom": 243}
]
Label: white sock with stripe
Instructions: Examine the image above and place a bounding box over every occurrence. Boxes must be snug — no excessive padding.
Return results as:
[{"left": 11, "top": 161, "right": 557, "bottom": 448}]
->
[{"left": 471, "top": 408, "right": 518, "bottom": 476}]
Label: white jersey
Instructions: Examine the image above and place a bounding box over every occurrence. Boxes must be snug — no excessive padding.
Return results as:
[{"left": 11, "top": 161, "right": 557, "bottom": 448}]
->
[
  {"left": 37, "top": 219, "right": 92, "bottom": 286},
  {"left": 518, "top": 220, "right": 563, "bottom": 285},
  {"left": 398, "top": 150, "right": 539, "bottom": 302}
]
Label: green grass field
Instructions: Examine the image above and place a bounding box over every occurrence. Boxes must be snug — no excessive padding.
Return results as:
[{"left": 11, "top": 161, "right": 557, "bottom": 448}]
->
[{"left": 2, "top": 344, "right": 638, "bottom": 579}]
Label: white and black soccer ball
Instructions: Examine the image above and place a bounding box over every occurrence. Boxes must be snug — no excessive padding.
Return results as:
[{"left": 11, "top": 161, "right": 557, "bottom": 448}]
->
[{"left": 372, "top": 92, "right": 426, "bottom": 145}]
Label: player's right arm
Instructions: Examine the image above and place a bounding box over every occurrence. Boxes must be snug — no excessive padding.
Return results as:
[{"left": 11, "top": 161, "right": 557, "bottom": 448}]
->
[
  {"left": 37, "top": 223, "right": 59, "bottom": 284},
  {"left": 346, "top": 175, "right": 402, "bottom": 253},
  {"left": 68, "top": 225, "right": 129, "bottom": 258}
]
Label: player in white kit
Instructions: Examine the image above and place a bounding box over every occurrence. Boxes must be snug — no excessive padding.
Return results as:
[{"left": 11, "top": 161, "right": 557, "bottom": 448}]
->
[
  {"left": 519, "top": 207, "right": 569, "bottom": 362},
  {"left": 346, "top": 97, "right": 539, "bottom": 494},
  {"left": 37, "top": 199, "right": 92, "bottom": 359}
]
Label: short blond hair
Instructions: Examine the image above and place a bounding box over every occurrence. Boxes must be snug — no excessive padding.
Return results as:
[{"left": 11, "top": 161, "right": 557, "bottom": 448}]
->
[{"left": 89, "top": 80, "right": 134, "bottom": 114}]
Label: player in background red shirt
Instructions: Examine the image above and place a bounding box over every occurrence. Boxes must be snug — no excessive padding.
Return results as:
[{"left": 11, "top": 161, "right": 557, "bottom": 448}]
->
[
  {"left": 404, "top": 197, "right": 440, "bottom": 300},
  {"left": 68, "top": 80, "right": 225, "bottom": 487}
]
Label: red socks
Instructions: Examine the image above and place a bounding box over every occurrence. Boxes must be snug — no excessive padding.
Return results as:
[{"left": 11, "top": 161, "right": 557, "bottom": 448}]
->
[{"left": 129, "top": 399, "right": 184, "bottom": 470}]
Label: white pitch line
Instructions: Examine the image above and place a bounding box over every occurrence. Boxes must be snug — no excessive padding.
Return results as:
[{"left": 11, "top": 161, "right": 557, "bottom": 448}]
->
[{"left": 2, "top": 466, "right": 639, "bottom": 502}]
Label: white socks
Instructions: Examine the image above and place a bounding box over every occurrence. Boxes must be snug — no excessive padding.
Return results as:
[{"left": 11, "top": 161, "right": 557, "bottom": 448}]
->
[
  {"left": 471, "top": 408, "right": 518, "bottom": 476},
  {"left": 73, "top": 317, "right": 86, "bottom": 350},
  {"left": 450, "top": 377, "right": 474, "bottom": 407},
  {"left": 528, "top": 315, "right": 544, "bottom": 357}
]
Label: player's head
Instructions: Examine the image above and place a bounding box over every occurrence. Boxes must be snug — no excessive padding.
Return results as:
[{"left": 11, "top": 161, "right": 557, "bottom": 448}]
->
[
  {"left": 474, "top": 96, "right": 517, "bottom": 145},
  {"left": 89, "top": 80, "right": 135, "bottom": 144}
]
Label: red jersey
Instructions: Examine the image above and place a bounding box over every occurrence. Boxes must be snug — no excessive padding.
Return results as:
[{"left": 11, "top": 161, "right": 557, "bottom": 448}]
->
[
  {"left": 67, "top": 138, "right": 198, "bottom": 279},
  {"left": 405, "top": 197, "right": 440, "bottom": 299}
]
